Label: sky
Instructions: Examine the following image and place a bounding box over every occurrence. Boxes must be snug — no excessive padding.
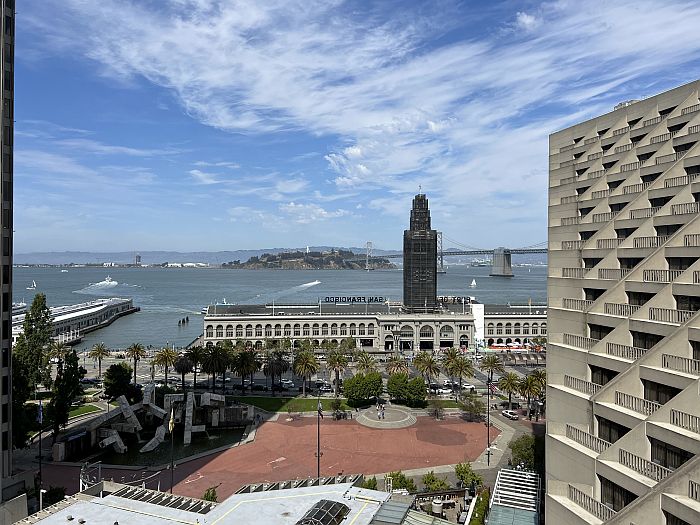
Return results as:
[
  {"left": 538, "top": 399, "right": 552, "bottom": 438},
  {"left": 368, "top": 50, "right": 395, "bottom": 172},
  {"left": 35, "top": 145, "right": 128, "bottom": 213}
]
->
[{"left": 14, "top": 0, "right": 700, "bottom": 253}]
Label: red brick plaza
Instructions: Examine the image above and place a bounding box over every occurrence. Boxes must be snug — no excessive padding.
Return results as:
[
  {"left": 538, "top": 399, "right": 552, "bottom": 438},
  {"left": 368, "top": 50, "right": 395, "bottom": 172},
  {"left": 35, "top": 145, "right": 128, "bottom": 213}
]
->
[{"left": 42, "top": 416, "right": 499, "bottom": 500}]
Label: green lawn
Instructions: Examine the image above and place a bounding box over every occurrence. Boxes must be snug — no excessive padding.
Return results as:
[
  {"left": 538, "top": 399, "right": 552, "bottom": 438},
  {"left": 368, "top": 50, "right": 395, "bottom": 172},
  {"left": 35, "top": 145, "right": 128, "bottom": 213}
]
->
[
  {"left": 69, "top": 404, "right": 102, "bottom": 418},
  {"left": 428, "top": 399, "right": 462, "bottom": 409},
  {"left": 231, "top": 396, "right": 350, "bottom": 412}
]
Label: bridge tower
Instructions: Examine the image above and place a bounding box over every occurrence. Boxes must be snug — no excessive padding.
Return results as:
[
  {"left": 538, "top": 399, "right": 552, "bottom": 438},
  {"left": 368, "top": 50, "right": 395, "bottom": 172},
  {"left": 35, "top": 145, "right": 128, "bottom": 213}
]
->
[
  {"left": 490, "top": 247, "right": 513, "bottom": 277},
  {"left": 436, "top": 232, "right": 446, "bottom": 274},
  {"left": 365, "top": 241, "right": 373, "bottom": 271}
]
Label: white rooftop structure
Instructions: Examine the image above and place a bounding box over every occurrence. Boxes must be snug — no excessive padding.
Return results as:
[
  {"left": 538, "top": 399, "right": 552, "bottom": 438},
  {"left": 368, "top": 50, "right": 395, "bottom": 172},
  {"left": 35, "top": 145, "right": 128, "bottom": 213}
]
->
[{"left": 488, "top": 468, "right": 540, "bottom": 525}]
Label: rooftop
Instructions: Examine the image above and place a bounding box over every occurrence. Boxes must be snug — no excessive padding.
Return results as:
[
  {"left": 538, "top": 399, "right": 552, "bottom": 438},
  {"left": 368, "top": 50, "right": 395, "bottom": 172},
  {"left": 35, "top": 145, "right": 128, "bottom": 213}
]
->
[{"left": 487, "top": 468, "right": 541, "bottom": 525}]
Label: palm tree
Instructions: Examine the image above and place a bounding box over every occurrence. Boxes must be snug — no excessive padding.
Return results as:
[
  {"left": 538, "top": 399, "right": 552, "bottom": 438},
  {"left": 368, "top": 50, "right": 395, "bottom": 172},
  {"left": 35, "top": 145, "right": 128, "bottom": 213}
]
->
[
  {"left": 126, "top": 343, "right": 146, "bottom": 385},
  {"left": 530, "top": 368, "right": 546, "bottom": 389},
  {"left": 88, "top": 343, "right": 110, "bottom": 379},
  {"left": 294, "top": 350, "right": 319, "bottom": 397},
  {"left": 355, "top": 351, "right": 377, "bottom": 375},
  {"left": 415, "top": 351, "right": 440, "bottom": 392},
  {"left": 174, "top": 355, "right": 193, "bottom": 391},
  {"left": 519, "top": 374, "right": 543, "bottom": 418},
  {"left": 498, "top": 372, "right": 521, "bottom": 410},
  {"left": 230, "top": 350, "right": 258, "bottom": 395},
  {"left": 326, "top": 348, "right": 348, "bottom": 397},
  {"left": 385, "top": 354, "right": 409, "bottom": 376},
  {"left": 201, "top": 344, "right": 230, "bottom": 393},
  {"left": 449, "top": 355, "right": 474, "bottom": 395},
  {"left": 479, "top": 354, "right": 505, "bottom": 383},
  {"left": 263, "top": 350, "right": 289, "bottom": 396},
  {"left": 153, "top": 346, "right": 178, "bottom": 385},
  {"left": 441, "top": 347, "right": 461, "bottom": 389},
  {"left": 185, "top": 346, "right": 205, "bottom": 390}
]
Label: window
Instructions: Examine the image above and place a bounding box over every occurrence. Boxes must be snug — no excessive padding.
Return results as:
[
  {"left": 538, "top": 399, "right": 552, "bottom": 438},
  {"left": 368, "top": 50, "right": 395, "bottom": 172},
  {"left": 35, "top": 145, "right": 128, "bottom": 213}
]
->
[
  {"left": 331, "top": 324, "right": 338, "bottom": 336},
  {"left": 358, "top": 324, "right": 365, "bottom": 335},
  {"left": 599, "top": 475, "right": 636, "bottom": 512},
  {"left": 540, "top": 323, "right": 547, "bottom": 335},
  {"left": 675, "top": 294, "right": 700, "bottom": 312},
  {"left": 284, "top": 324, "right": 291, "bottom": 337},
  {"left": 303, "top": 324, "right": 310, "bottom": 336},
  {"left": 631, "top": 330, "right": 663, "bottom": 350},
  {"left": 255, "top": 325, "right": 263, "bottom": 337},
  {"left": 215, "top": 325, "right": 223, "bottom": 338},
  {"left": 650, "top": 437, "right": 693, "bottom": 470},
  {"left": 265, "top": 325, "right": 272, "bottom": 337},
  {"left": 1, "top": 430, "right": 7, "bottom": 451},
  {"left": 275, "top": 325, "right": 282, "bottom": 337},
  {"left": 295, "top": 499, "right": 350, "bottom": 525},
  {"left": 313, "top": 324, "right": 319, "bottom": 336},
  {"left": 340, "top": 324, "right": 347, "bottom": 336},
  {"left": 496, "top": 323, "right": 503, "bottom": 335},
  {"left": 294, "top": 324, "right": 301, "bottom": 336},
  {"left": 691, "top": 340, "right": 700, "bottom": 361},
  {"left": 664, "top": 511, "right": 692, "bottom": 525},
  {"left": 236, "top": 325, "right": 243, "bottom": 338},
  {"left": 367, "top": 324, "right": 375, "bottom": 335},
  {"left": 349, "top": 324, "right": 356, "bottom": 336},
  {"left": 225, "top": 325, "right": 233, "bottom": 338},
  {"left": 205, "top": 326, "right": 213, "bottom": 337},
  {"left": 513, "top": 323, "right": 521, "bottom": 335},
  {"left": 531, "top": 323, "right": 538, "bottom": 335},
  {"left": 246, "top": 325, "right": 253, "bottom": 337},
  {"left": 505, "top": 323, "right": 512, "bottom": 334},
  {"left": 487, "top": 323, "right": 494, "bottom": 335},
  {"left": 321, "top": 324, "right": 329, "bottom": 336},
  {"left": 596, "top": 416, "right": 629, "bottom": 444},
  {"left": 643, "top": 379, "right": 680, "bottom": 405},
  {"left": 589, "top": 323, "right": 613, "bottom": 340},
  {"left": 590, "top": 365, "right": 618, "bottom": 386},
  {"left": 522, "top": 323, "right": 529, "bottom": 335}
]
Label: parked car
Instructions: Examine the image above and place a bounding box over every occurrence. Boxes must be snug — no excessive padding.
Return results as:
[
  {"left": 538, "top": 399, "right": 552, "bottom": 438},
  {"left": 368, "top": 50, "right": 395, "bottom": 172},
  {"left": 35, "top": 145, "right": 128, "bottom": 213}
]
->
[
  {"left": 499, "top": 401, "right": 522, "bottom": 409},
  {"left": 319, "top": 384, "right": 333, "bottom": 393},
  {"left": 501, "top": 409, "right": 519, "bottom": 420},
  {"left": 281, "top": 379, "right": 294, "bottom": 387}
]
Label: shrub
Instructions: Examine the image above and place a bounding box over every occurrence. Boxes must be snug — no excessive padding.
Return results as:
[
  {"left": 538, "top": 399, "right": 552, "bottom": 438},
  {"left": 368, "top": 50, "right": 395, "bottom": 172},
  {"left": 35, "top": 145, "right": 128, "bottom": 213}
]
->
[
  {"left": 386, "top": 471, "right": 416, "bottom": 492},
  {"left": 455, "top": 462, "right": 483, "bottom": 487},
  {"left": 343, "top": 372, "right": 383, "bottom": 405},
  {"left": 203, "top": 486, "right": 218, "bottom": 502},
  {"left": 469, "top": 488, "right": 490, "bottom": 525},
  {"left": 386, "top": 373, "right": 409, "bottom": 401},
  {"left": 421, "top": 471, "right": 450, "bottom": 492},
  {"left": 361, "top": 476, "right": 377, "bottom": 490}
]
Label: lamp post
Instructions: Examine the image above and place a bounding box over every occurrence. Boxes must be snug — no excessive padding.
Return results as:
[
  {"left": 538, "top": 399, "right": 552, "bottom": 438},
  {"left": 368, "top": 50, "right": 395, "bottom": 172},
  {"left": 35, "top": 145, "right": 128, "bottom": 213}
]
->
[
  {"left": 169, "top": 408, "right": 175, "bottom": 493},
  {"left": 39, "top": 489, "right": 47, "bottom": 511}
]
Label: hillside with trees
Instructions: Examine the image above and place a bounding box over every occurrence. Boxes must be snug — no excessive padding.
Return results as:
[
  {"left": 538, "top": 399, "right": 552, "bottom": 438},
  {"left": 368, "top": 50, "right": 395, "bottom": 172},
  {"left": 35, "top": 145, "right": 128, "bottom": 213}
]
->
[{"left": 222, "top": 249, "right": 395, "bottom": 270}]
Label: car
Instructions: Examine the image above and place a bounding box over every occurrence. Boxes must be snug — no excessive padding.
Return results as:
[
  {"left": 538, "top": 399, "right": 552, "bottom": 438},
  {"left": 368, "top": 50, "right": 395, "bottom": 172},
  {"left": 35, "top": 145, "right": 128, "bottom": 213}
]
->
[
  {"left": 281, "top": 379, "right": 294, "bottom": 387},
  {"left": 499, "top": 401, "right": 522, "bottom": 409},
  {"left": 319, "top": 384, "right": 333, "bottom": 393},
  {"left": 461, "top": 384, "right": 476, "bottom": 391},
  {"left": 438, "top": 387, "right": 453, "bottom": 395},
  {"left": 501, "top": 410, "right": 519, "bottom": 420}
]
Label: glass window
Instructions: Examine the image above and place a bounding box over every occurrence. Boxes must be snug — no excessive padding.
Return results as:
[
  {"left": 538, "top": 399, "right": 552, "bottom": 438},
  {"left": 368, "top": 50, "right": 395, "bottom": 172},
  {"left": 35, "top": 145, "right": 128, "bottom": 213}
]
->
[{"left": 599, "top": 475, "right": 636, "bottom": 512}]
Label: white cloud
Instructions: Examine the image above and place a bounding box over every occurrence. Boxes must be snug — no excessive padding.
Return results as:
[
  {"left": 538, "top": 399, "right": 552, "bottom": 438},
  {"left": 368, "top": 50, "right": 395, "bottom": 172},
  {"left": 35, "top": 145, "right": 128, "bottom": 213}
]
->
[
  {"left": 56, "top": 138, "right": 181, "bottom": 157},
  {"left": 279, "top": 202, "right": 349, "bottom": 224},
  {"left": 188, "top": 169, "right": 221, "bottom": 185},
  {"left": 515, "top": 12, "right": 540, "bottom": 32}
]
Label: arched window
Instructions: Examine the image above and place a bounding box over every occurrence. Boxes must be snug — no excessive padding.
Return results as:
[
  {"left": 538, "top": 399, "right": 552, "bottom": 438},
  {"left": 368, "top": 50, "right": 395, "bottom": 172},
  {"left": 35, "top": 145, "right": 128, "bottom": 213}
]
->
[
  {"left": 522, "top": 323, "right": 530, "bottom": 335},
  {"left": 255, "top": 324, "right": 263, "bottom": 337},
  {"left": 275, "top": 324, "right": 282, "bottom": 337},
  {"left": 216, "top": 325, "right": 224, "bottom": 338},
  {"left": 226, "top": 325, "right": 234, "bottom": 338},
  {"left": 514, "top": 323, "right": 521, "bottom": 335},
  {"left": 440, "top": 326, "right": 454, "bottom": 338},
  {"left": 265, "top": 324, "right": 273, "bottom": 337},
  {"left": 532, "top": 322, "right": 539, "bottom": 335},
  {"left": 496, "top": 323, "right": 503, "bottom": 335},
  {"left": 505, "top": 323, "right": 512, "bottom": 334},
  {"left": 340, "top": 323, "right": 348, "bottom": 336},
  {"left": 331, "top": 323, "right": 338, "bottom": 336},
  {"left": 322, "top": 323, "right": 329, "bottom": 336},
  {"left": 284, "top": 324, "right": 292, "bottom": 336},
  {"left": 420, "top": 326, "right": 434, "bottom": 338},
  {"left": 358, "top": 323, "right": 365, "bottom": 335},
  {"left": 246, "top": 324, "right": 253, "bottom": 337},
  {"left": 367, "top": 323, "right": 375, "bottom": 335},
  {"left": 487, "top": 323, "right": 495, "bottom": 335},
  {"left": 236, "top": 325, "right": 244, "bottom": 338},
  {"left": 349, "top": 323, "right": 357, "bottom": 336},
  {"left": 312, "top": 323, "right": 320, "bottom": 336},
  {"left": 400, "top": 325, "right": 413, "bottom": 338},
  {"left": 206, "top": 325, "right": 213, "bottom": 338},
  {"left": 303, "top": 323, "right": 310, "bottom": 336},
  {"left": 541, "top": 323, "right": 547, "bottom": 335},
  {"left": 294, "top": 324, "right": 301, "bottom": 336}
]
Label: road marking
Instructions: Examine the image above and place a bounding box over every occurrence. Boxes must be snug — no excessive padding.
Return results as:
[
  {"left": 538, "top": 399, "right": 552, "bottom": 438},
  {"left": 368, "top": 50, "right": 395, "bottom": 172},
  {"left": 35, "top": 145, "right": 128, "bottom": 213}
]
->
[{"left": 184, "top": 472, "right": 204, "bottom": 484}]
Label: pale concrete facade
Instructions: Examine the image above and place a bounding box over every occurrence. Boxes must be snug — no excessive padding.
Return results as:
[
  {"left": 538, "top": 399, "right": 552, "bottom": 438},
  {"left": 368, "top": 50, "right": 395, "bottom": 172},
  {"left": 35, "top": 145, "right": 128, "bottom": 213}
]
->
[{"left": 547, "top": 80, "right": 700, "bottom": 524}]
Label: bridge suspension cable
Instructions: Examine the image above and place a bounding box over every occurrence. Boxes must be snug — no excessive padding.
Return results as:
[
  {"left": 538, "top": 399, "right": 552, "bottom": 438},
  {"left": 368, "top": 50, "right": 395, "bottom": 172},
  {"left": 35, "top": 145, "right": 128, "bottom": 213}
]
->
[
  {"left": 516, "top": 241, "right": 548, "bottom": 250},
  {"left": 441, "top": 233, "right": 486, "bottom": 252}
]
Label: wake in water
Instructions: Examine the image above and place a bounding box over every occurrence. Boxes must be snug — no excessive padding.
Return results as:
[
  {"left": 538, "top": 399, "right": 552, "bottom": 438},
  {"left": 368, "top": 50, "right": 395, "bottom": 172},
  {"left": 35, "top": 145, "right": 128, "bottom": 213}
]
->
[
  {"left": 259, "top": 280, "right": 322, "bottom": 302},
  {"left": 74, "top": 276, "right": 120, "bottom": 296}
]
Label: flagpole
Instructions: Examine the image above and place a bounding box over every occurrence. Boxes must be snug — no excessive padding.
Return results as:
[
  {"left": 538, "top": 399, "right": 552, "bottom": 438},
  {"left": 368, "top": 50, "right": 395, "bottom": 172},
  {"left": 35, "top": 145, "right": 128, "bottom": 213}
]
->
[
  {"left": 317, "top": 394, "right": 321, "bottom": 478},
  {"left": 487, "top": 380, "right": 491, "bottom": 467},
  {"left": 169, "top": 408, "right": 175, "bottom": 494},
  {"left": 38, "top": 400, "right": 43, "bottom": 491}
]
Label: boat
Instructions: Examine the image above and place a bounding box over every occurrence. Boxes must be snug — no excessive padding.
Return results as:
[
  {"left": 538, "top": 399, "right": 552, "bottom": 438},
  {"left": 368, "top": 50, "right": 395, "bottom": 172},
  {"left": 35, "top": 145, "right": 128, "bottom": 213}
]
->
[
  {"left": 61, "top": 269, "right": 68, "bottom": 273},
  {"left": 12, "top": 302, "right": 26, "bottom": 315},
  {"left": 469, "top": 279, "right": 477, "bottom": 288},
  {"left": 26, "top": 280, "right": 36, "bottom": 290}
]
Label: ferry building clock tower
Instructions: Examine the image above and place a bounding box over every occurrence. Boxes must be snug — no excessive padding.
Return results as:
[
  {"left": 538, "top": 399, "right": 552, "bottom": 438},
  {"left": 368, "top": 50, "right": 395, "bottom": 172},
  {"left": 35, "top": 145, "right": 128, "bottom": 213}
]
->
[{"left": 403, "top": 193, "right": 438, "bottom": 313}]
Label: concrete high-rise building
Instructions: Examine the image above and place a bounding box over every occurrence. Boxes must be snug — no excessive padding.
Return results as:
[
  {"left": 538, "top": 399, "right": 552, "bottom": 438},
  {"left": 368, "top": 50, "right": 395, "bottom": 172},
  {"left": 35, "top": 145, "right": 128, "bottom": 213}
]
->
[
  {"left": 547, "top": 80, "right": 700, "bottom": 524},
  {"left": 403, "top": 193, "right": 437, "bottom": 312},
  {"left": 0, "top": 0, "right": 14, "bottom": 504}
]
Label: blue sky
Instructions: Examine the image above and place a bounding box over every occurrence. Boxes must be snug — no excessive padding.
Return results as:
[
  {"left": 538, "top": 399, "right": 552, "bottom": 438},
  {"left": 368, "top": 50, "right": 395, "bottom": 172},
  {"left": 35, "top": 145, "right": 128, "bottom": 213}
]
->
[{"left": 15, "top": 0, "right": 700, "bottom": 253}]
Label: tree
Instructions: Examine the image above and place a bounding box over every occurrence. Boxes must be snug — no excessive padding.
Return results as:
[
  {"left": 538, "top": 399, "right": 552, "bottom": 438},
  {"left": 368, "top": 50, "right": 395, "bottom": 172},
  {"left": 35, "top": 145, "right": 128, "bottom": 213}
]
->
[
  {"left": 262, "top": 350, "right": 288, "bottom": 396},
  {"left": 125, "top": 343, "right": 146, "bottom": 385},
  {"left": 48, "top": 349, "right": 85, "bottom": 443},
  {"left": 455, "top": 462, "right": 483, "bottom": 487},
  {"left": 185, "top": 346, "right": 205, "bottom": 389},
  {"left": 385, "top": 355, "right": 409, "bottom": 376},
  {"left": 422, "top": 471, "right": 450, "bottom": 492},
  {"left": 387, "top": 373, "right": 409, "bottom": 401},
  {"left": 406, "top": 377, "right": 427, "bottom": 407},
  {"left": 449, "top": 355, "right": 474, "bottom": 395},
  {"left": 326, "top": 349, "right": 348, "bottom": 397},
  {"left": 203, "top": 486, "right": 218, "bottom": 502},
  {"left": 13, "top": 293, "right": 53, "bottom": 394},
  {"left": 441, "top": 347, "right": 460, "bottom": 384},
  {"left": 459, "top": 392, "right": 485, "bottom": 422},
  {"left": 414, "top": 352, "right": 440, "bottom": 394},
  {"left": 174, "top": 355, "right": 193, "bottom": 391},
  {"left": 88, "top": 343, "right": 110, "bottom": 379},
  {"left": 343, "top": 372, "right": 382, "bottom": 405},
  {"left": 153, "top": 347, "right": 178, "bottom": 385},
  {"left": 361, "top": 476, "right": 377, "bottom": 490},
  {"left": 386, "top": 471, "right": 416, "bottom": 492},
  {"left": 530, "top": 368, "right": 546, "bottom": 389},
  {"left": 519, "top": 374, "right": 543, "bottom": 418},
  {"left": 201, "top": 344, "right": 230, "bottom": 393},
  {"left": 293, "top": 350, "right": 319, "bottom": 397},
  {"left": 508, "top": 434, "right": 536, "bottom": 469},
  {"left": 355, "top": 351, "right": 377, "bottom": 375},
  {"left": 103, "top": 363, "right": 141, "bottom": 403},
  {"left": 498, "top": 372, "right": 521, "bottom": 409},
  {"left": 479, "top": 354, "right": 505, "bottom": 383},
  {"left": 230, "top": 350, "right": 259, "bottom": 395}
]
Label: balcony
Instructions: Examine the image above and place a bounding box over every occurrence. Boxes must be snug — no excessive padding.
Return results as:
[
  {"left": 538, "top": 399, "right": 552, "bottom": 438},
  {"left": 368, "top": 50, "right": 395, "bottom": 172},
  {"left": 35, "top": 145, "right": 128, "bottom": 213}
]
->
[
  {"left": 592, "top": 212, "right": 617, "bottom": 223},
  {"left": 643, "top": 116, "right": 663, "bottom": 127},
  {"left": 560, "top": 195, "right": 579, "bottom": 204},
  {"left": 560, "top": 144, "right": 575, "bottom": 152},
  {"left": 629, "top": 206, "right": 661, "bottom": 219},
  {"left": 622, "top": 181, "right": 651, "bottom": 194},
  {"left": 599, "top": 268, "right": 630, "bottom": 279},
  {"left": 662, "top": 354, "right": 700, "bottom": 374},
  {"left": 690, "top": 480, "right": 700, "bottom": 502},
  {"left": 615, "top": 391, "right": 661, "bottom": 415},
  {"left": 619, "top": 449, "right": 672, "bottom": 482},
  {"left": 566, "top": 424, "right": 612, "bottom": 453},
  {"left": 568, "top": 485, "right": 616, "bottom": 522},
  {"left": 615, "top": 143, "right": 634, "bottom": 153},
  {"left": 620, "top": 161, "right": 640, "bottom": 172},
  {"left": 562, "top": 298, "right": 593, "bottom": 311},
  {"left": 584, "top": 137, "right": 600, "bottom": 145},
  {"left": 604, "top": 302, "right": 641, "bottom": 317},
  {"left": 591, "top": 189, "right": 609, "bottom": 199},
  {"left": 670, "top": 409, "right": 700, "bottom": 434},
  {"left": 656, "top": 151, "right": 687, "bottom": 165},
  {"left": 649, "top": 307, "right": 694, "bottom": 324},
  {"left": 565, "top": 375, "right": 602, "bottom": 395},
  {"left": 606, "top": 342, "right": 647, "bottom": 360},
  {"left": 562, "top": 240, "right": 584, "bottom": 250},
  {"left": 650, "top": 131, "right": 678, "bottom": 144},
  {"left": 562, "top": 268, "right": 586, "bottom": 278},
  {"left": 560, "top": 175, "right": 577, "bottom": 184},
  {"left": 688, "top": 124, "right": 700, "bottom": 135},
  {"left": 681, "top": 103, "right": 700, "bottom": 115},
  {"left": 694, "top": 271, "right": 700, "bottom": 284},
  {"left": 561, "top": 216, "right": 581, "bottom": 226},
  {"left": 588, "top": 152, "right": 603, "bottom": 160},
  {"left": 563, "top": 333, "right": 600, "bottom": 350},
  {"left": 597, "top": 238, "right": 624, "bottom": 249},
  {"left": 560, "top": 159, "right": 575, "bottom": 168},
  {"left": 613, "top": 126, "right": 630, "bottom": 136},
  {"left": 685, "top": 234, "right": 700, "bottom": 247},
  {"left": 633, "top": 235, "right": 669, "bottom": 248},
  {"left": 642, "top": 269, "right": 683, "bottom": 282},
  {"left": 665, "top": 173, "right": 700, "bottom": 188},
  {"left": 671, "top": 202, "right": 700, "bottom": 215},
  {"left": 587, "top": 169, "right": 606, "bottom": 180}
]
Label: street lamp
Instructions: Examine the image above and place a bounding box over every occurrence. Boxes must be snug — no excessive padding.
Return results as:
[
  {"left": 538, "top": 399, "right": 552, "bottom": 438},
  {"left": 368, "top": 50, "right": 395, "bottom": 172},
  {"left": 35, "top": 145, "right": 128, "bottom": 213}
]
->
[{"left": 39, "top": 489, "right": 47, "bottom": 511}]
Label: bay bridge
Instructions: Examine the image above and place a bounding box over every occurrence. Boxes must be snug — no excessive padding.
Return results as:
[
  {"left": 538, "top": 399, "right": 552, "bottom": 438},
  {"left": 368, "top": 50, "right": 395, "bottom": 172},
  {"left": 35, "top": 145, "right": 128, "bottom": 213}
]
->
[{"left": 362, "top": 233, "right": 548, "bottom": 276}]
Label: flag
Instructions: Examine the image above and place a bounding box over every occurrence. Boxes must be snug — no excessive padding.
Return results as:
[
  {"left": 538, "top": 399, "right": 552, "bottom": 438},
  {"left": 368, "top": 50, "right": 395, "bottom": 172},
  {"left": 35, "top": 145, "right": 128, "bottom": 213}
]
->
[
  {"left": 317, "top": 401, "right": 324, "bottom": 419},
  {"left": 37, "top": 400, "right": 43, "bottom": 425},
  {"left": 168, "top": 408, "right": 175, "bottom": 433},
  {"left": 488, "top": 381, "right": 498, "bottom": 394}
]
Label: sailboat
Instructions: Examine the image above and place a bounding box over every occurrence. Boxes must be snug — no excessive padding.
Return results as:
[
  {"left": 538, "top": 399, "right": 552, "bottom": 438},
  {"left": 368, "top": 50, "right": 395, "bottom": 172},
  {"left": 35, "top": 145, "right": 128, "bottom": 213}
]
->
[
  {"left": 469, "top": 279, "right": 477, "bottom": 288},
  {"left": 26, "top": 280, "right": 36, "bottom": 290}
]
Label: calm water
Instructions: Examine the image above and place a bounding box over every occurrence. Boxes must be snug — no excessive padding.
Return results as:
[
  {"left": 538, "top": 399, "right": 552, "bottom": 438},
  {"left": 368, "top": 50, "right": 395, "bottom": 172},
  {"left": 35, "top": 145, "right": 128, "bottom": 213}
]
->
[{"left": 12, "top": 266, "right": 547, "bottom": 350}]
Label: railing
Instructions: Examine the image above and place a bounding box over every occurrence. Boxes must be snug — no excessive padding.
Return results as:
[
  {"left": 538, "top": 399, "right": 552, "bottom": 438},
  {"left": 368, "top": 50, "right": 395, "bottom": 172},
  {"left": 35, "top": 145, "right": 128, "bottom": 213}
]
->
[
  {"left": 681, "top": 103, "right": 700, "bottom": 115},
  {"left": 665, "top": 172, "right": 700, "bottom": 188},
  {"left": 560, "top": 175, "right": 577, "bottom": 184},
  {"left": 605, "top": 303, "right": 641, "bottom": 317},
  {"left": 643, "top": 269, "right": 683, "bottom": 282},
  {"left": 613, "top": 126, "right": 630, "bottom": 136},
  {"left": 689, "top": 480, "right": 700, "bottom": 502},
  {"left": 656, "top": 151, "right": 687, "bottom": 164},
  {"left": 615, "top": 391, "right": 661, "bottom": 415},
  {"left": 671, "top": 202, "right": 700, "bottom": 215},
  {"left": 562, "top": 298, "right": 594, "bottom": 311},
  {"left": 615, "top": 143, "right": 634, "bottom": 153},
  {"left": 670, "top": 409, "right": 700, "bottom": 434},
  {"left": 560, "top": 195, "right": 579, "bottom": 204},
  {"left": 560, "top": 144, "right": 575, "bottom": 152},
  {"left": 588, "top": 152, "right": 603, "bottom": 160},
  {"left": 562, "top": 268, "right": 586, "bottom": 278},
  {"left": 561, "top": 216, "right": 581, "bottom": 226},
  {"left": 662, "top": 354, "right": 700, "bottom": 374},
  {"left": 560, "top": 159, "right": 575, "bottom": 168},
  {"left": 619, "top": 449, "right": 672, "bottom": 482},
  {"left": 561, "top": 240, "right": 584, "bottom": 250},
  {"left": 563, "top": 333, "right": 600, "bottom": 350},
  {"left": 633, "top": 235, "right": 669, "bottom": 248},
  {"left": 568, "top": 485, "right": 616, "bottom": 521},
  {"left": 629, "top": 206, "right": 661, "bottom": 219},
  {"left": 587, "top": 169, "right": 606, "bottom": 179},
  {"left": 643, "top": 116, "right": 663, "bottom": 127},
  {"left": 649, "top": 307, "right": 695, "bottom": 324},
  {"left": 598, "top": 268, "right": 630, "bottom": 280},
  {"left": 695, "top": 271, "right": 700, "bottom": 284},
  {"left": 597, "top": 238, "right": 624, "bottom": 249},
  {"left": 565, "top": 375, "right": 601, "bottom": 395},
  {"left": 606, "top": 342, "right": 647, "bottom": 360},
  {"left": 591, "top": 189, "right": 609, "bottom": 199},
  {"left": 623, "top": 182, "right": 651, "bottom": 194},
  {"left": 689, "top": 124, "right": 700, "bottom": 135},
  {"left": 593, "top": 212, "right": 617, "bottom": 223},
  {"left": 621, "top": 161, "right": 640, "bottom": 172},
  {"left": 566, "top": 425, "right": 611, "bottom": 453},
  {"left": 685, "top": 234, "right": 700, "bottom": 247},
  {"left": 650, "top": 132, "right": 676, "bottom": 144}
]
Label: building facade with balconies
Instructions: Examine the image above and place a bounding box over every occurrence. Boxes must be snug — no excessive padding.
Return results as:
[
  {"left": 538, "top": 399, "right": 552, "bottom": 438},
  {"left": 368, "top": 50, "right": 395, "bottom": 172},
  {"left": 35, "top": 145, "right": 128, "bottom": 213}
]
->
[{"left": 547, "top": 80, "right": 700, "bottom": 525}]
